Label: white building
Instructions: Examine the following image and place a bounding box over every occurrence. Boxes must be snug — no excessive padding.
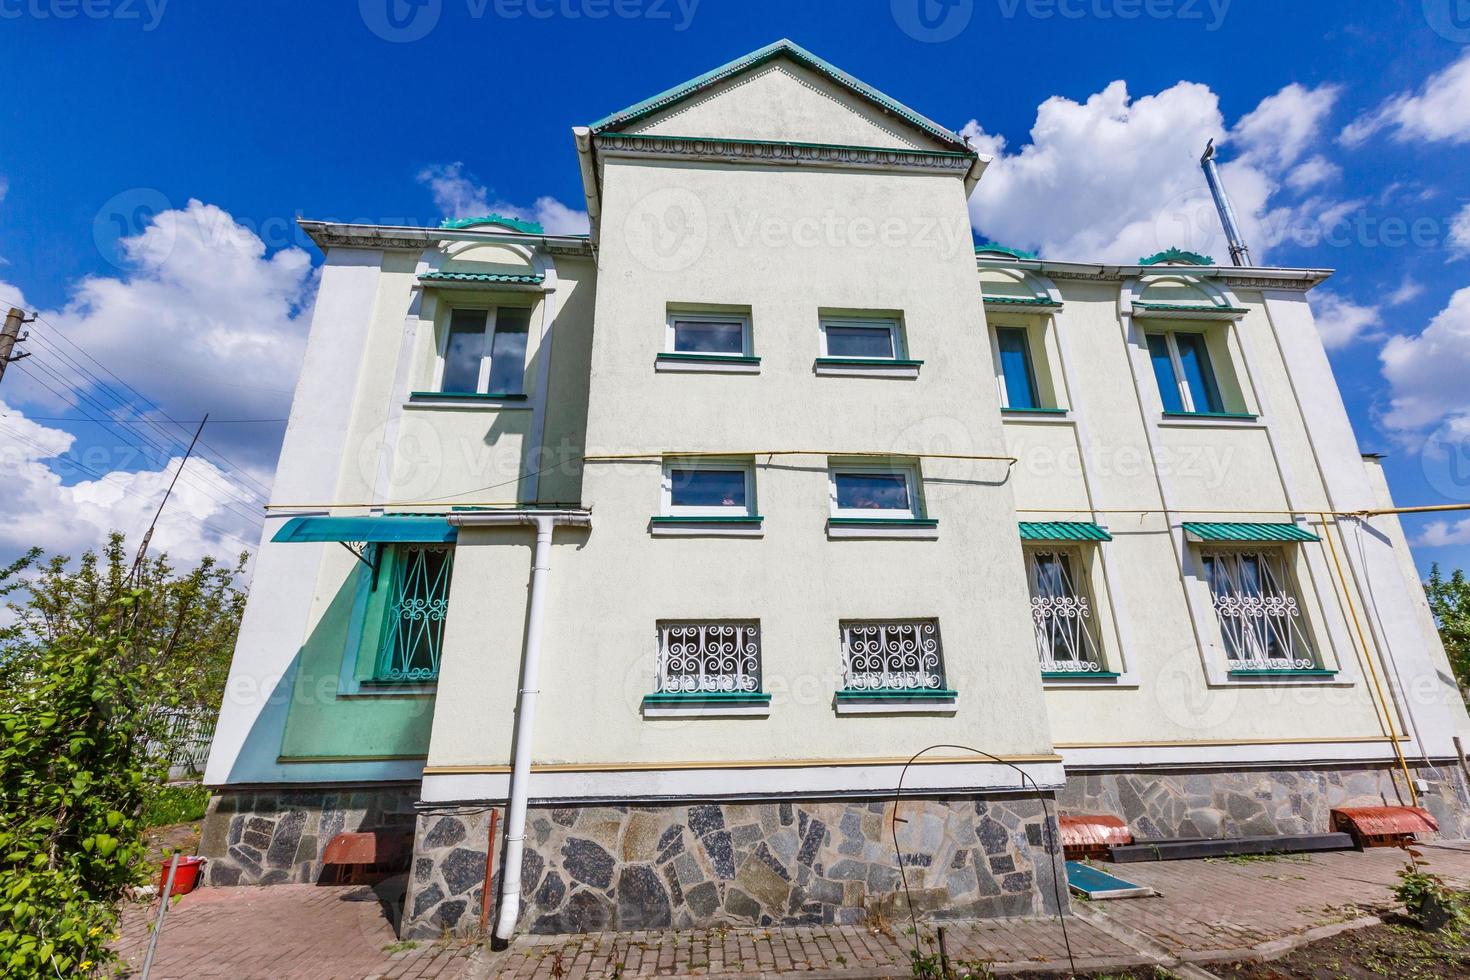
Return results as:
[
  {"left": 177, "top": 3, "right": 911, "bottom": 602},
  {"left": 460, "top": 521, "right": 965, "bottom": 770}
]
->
[{"left": 202, "top": 40, "right": 1470, "bottom": 938}]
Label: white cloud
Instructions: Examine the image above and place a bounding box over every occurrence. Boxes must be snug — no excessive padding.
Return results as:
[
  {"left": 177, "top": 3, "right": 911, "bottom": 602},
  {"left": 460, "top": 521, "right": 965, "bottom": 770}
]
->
[
  {"left": 416, "top": 162, "right": 590, "bottom": 235},
  {"left": 1341, "top": 49, "right": 1470, "bottom": 147},
  {"left": 1285, "top": 155, "right": 1340, "bottom": 192},
  {"left": 0, "top": 400, "right": 260, "bottom": 565},
  {"left": 1379, "top": 286, "right": 1470, "bottom": 434},
  {"left": 962, "top": 80, "right": 1340, "bottom": 264},
  {"left": 1310, "top": 291, "right": 1382, "bottom": 349},
  {"left": 1386, "top": 277, "right": 1424, "bottom": 307},
  {"left": 1450, "top": 202, "right": 1470, "bottom": 258},
  {"left": 1413, "top": 518, "right": 1470, "bottom": 548}
]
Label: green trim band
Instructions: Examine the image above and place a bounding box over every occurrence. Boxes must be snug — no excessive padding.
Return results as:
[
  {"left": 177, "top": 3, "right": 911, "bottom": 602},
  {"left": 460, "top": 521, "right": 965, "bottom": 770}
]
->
[
  {"left": 835, "top": 689, "right": 957, "bottom": 700},
  {"left": 642, "top": 692, "right": 772, "bottom": 704},
  {"left": 656, "top": 352, "right": 761, "bottom": 364},
  {"left": 1228, "top": 669, "right": 1338, "bottom": 677},
  {"left": 411, "top": 391, "right": 529, "bottom": 401},
  {"left": 1002, "top": 406, "right": 1069, "bottom": 415},
  {"left": 1162, "top": 411, "right": 1258, "bottom": 421},
  {"left": 828, "top": 517, "right": 938, "bottom": 527},
  {"left": 1042, "top": 671, "right": 1122, "bottom": 680},
  {"left": 814, "top": 357, "right": 924, "bottom": 367},
  {"left": 650, "top": 515, "right": 763, "bottom": 524}
]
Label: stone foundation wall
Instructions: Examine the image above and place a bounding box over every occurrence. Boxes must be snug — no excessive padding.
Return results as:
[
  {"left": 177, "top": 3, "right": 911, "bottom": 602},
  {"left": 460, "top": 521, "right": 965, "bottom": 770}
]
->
[
  {"left": 1058, "top": 761, "right": 1470, "bottom": 841},
  {"left": 402, "top": 795, "right": 1065, "bottom": 939},
  {"left": 198, "top": 785, "right": 419, "bottom": 886}
]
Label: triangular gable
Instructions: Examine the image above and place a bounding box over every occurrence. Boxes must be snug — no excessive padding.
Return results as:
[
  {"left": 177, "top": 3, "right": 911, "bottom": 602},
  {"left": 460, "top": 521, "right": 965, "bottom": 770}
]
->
[{"left": 589, "top": 39, "right": 970, "bottom": 153}]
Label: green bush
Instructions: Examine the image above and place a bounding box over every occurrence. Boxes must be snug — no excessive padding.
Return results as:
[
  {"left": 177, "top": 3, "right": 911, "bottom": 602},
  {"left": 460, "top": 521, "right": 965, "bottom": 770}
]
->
[
  {"left": 142, "top": 784, "right": 212, "bottom": 828},
  {"left": 0, "top": 594, "right": 167, "bottom": 976}
]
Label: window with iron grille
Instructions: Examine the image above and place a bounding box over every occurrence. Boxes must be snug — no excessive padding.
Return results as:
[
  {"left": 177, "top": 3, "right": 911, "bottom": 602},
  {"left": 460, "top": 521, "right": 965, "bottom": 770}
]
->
[
  {"left": 374, "top": 545, "right": 454, "bottom": 682},
  {"left": 1201, "top": 548, "right": 1316, "bottom": 671},
  {"left": 655, "top": 622, "right": 762, "bottom": 694},
  {"left": 1025, "top": 547, "right": 1105, "bottom": 674},
  {"left": 839, "top": 620, "right": 945, "bottom": 691}
]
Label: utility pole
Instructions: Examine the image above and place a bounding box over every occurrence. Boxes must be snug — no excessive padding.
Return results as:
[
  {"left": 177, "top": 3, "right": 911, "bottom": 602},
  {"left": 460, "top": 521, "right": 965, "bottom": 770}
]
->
[{"left": 0, "top": 306, "right": 33, "bottom": 387}]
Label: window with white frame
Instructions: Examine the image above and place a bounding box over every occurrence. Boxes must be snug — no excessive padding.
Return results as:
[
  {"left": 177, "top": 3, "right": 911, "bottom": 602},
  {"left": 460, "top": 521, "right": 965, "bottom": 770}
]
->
[
  {"left": 828, "top": 463, "right": 920, "bottom": 518},
  {"left": 839, "top": 620, "right": 946, "bottom": 691},
  {"left": 1025, "top": 547, "right": 1104, "bottom": 674},
  {"left": 1201, "top": 548, "right": 1317, "bottom": 671},
  {"left": 662, "top": 459, "right": 756, "bottom": 518},
  {"left": 440, "top": 307, "right": 531, "bottom": 395},
  {"left": 666, "top": 312, "right": 751, "bottom": 356},
  {"left": 820, "top": 316, "right": 904, "bottom": 360},
  {"left": 1144, "top": 329, "right": 1225, "bottom": 414},
  {"left": 655, "top": 621, "right": 762, "bottom": 694}
]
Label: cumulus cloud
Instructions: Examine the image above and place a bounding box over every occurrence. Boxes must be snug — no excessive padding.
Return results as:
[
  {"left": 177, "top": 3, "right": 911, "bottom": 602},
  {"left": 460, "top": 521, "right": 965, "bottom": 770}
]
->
[
  {"left": 1379, "top": 285, "right": 1470, "bottom": 434},
  {"left": 1310, "top": 291, "right": 1382, "bottom": 349},
  {"left": 1386, "top": 277, "right": 1424, "bottom": 307},
  {"left": 1341, "top": 49, "right": 1470, "bottom": 147},
  {"left": 416, "top": 162, "right": 590, "bottom": 235},
  {"left": 0, "top": 400, "right": 260, "bottom": 565},
  {"left": 1450, "top": 202, "right": 1470, "bottom": 258},
  {"left": 1413, "top": 518, "right": 1470, "bottom": 548},
  {"left": 962, "top": 79, "right": 1340, "bottom": 263}
]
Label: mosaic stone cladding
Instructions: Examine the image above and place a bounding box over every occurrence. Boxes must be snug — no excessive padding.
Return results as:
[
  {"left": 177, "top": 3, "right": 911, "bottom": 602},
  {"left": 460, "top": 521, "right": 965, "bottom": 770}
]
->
[
  {"left": 198, "top": 786, "right": 419, "bottom": 886},
  {"left": 402, "top": 795, "right": 1066, "bottom": 938},
  {"left": 1058, "top": 762, "right": 1470, "bottom": 841}
]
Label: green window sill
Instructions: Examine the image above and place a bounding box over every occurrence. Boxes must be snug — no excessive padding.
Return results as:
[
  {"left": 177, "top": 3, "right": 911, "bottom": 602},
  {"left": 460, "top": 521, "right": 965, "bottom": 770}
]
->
[
  {"left": 1041, "top": 671, "right": 1121, "bottom": 680},
  {"left": 642, "top": 692, "right": 771, "bottom": 705},
  {"left": 1162, "top": 411, "right": 1258, "bottom": 421},
  {"left": 410, "top": 391, "right": 528, "bottom": 401},
  {"left": 1002, "top": 406, "right": 1069, "bottom": 415},
  {"left": 649, "top": 515, "right": 763, "bottom": 524},
  {"left": 835, "top": 689, "right": 957, "bottom": 701},
  {"left": 815, "top": 357, "right": 924, "bottom": 367},
  {"left": 828, "top": 517, "right": 937, "bottom": 527},
  {"left": 1228, "top": 668, "right": 1338, "bottom": 677},
  {"left": 656, "top": 352, "right": 761, "bottom": 364}
]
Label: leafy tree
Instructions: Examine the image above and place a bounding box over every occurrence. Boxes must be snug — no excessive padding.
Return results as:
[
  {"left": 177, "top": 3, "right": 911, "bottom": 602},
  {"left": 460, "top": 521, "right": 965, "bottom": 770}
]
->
[
  {"left": 1426, "top": 563, "right": 1470, "bottom": 702},
  {"left": 0, "top": 535, "right": 248, "bottom": 974}
]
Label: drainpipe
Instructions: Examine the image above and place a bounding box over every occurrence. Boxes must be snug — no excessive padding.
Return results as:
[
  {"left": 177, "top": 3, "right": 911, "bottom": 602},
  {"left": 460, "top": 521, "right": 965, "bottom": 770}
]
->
[{"left": 444, "top": 509, "right": 590, "bottom": 943}]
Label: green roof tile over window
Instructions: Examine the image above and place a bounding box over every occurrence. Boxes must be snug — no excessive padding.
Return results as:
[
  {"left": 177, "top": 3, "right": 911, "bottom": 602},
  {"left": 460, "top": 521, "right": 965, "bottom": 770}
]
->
[
  {"left": 1182, "top": 522, "right": 1319, "bottom": 543},
  {"left": 1018, "top": 521, "right": 1112, "bottom": 542},
  {"left": 418, "top": 271, "right": 545, "bottom": 284},
  {"left": 272, "top": 516, "right": 457, "bottom": 544},
  {"left": 983, "top": 295, "right": 1061, "bottom": 307}
]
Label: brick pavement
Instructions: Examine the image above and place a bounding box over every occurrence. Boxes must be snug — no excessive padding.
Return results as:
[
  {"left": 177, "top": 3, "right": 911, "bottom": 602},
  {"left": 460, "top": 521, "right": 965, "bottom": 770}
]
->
[{"left": 112, "top": 842, "right": 1470, "bottom": 978}]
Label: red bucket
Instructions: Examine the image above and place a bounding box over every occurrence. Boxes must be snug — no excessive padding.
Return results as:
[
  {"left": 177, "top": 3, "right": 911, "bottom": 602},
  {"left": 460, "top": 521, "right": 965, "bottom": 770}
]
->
[{"left": 158, "top": 856, "right": 206, "bottom": 897}]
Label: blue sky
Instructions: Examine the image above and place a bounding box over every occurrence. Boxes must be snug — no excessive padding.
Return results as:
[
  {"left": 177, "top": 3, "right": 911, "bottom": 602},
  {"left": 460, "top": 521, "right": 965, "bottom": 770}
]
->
[{"left": 1, "top": 0, "right": 1469, "bottom": 575}]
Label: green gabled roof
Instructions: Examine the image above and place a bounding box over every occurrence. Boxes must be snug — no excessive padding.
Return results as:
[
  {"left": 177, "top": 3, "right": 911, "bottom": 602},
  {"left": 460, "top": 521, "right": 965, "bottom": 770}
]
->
[
  {"left": 418, "top": 271, "right": 545, "bottom": 284},
  {"left": 440, "top": 214, "right": 544, "bottom": 235},
  {"left": 976, "top": 243, "right": 1038, "bottom": 261},
  {"left": 984, "top": 295, "right": 1061, "bottom": 307},
  {"left": 1139, "top": 247, "right": 1215, "bottom": 267},
  {"left": 588, "top": 39, "right": 970, "bottom": 152},
  {"left": 1182, "top": 522, "right": 1320, "bottom": 543},
  {"left": 1019, "top": 521, "right": 1112, "bottom": 542},
  {"left": 1135, "top": 302, "right": 1246, "bottom": 314}
]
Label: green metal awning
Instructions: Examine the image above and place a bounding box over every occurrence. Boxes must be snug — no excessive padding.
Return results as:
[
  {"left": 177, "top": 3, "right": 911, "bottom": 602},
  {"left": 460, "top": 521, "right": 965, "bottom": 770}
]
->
[
  {"left": 272, "top": 516, "right": 458, "bottom": 544},
  {"left": 1018, "top": 521, "right": 1113, "bottom": 542},
  {"left": 1182, "top": 521, "right": 1319, "bottom": 543}
]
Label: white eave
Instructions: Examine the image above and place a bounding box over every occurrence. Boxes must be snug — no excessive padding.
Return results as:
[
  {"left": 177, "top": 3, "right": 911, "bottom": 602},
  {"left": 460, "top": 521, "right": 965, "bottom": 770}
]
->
[
  {"left": 297, "top": 219, "right": 596, "bottom": 256},
  {"left": 975, "top": 255, "right": 1334, "bottom": 290}
]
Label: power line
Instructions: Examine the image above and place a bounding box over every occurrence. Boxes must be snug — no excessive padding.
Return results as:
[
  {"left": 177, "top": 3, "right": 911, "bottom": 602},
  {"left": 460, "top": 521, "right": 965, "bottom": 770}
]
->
[{"left": 11, "top": 415, "right": 287, "bottom": 425}]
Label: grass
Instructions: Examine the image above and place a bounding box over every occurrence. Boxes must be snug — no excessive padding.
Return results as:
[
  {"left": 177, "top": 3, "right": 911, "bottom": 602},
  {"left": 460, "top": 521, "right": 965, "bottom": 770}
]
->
[{"left": 142, "top": 783, "right": 212, "bottom": 828}]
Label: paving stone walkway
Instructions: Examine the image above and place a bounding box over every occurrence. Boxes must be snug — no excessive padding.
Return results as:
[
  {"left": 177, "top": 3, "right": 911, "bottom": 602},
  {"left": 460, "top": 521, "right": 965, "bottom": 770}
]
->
[{"left": 114, "top": 843, "right": 1470, "bottom": 978}]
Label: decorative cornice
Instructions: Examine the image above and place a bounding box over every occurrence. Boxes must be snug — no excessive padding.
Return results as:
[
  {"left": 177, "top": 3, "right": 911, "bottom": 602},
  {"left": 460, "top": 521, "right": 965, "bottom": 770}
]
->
[
  {"left": 1220, "top": 276, "right": 1317, "bottom": 291},
  {"left": 1139, "top": 247, "right": 1215, "bottom": 267},
  {"left": 440, "top": 214, "right": 544, "bottom": 235},
  {"left": 594, "top": 132, "right": 973, "bottom": 175},
  {"left": 976, "top": 243, "right": 1038, "bottom": 261}
]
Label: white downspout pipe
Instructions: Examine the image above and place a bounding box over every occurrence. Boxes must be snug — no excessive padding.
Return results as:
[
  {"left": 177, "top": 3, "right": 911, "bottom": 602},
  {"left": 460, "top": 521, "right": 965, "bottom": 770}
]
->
[
  {"left": 494, "top": 514, "right": 554, "bottom": 943},
  {"left": 445, "top": 509, "right": 589, "bottom": 945}
]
